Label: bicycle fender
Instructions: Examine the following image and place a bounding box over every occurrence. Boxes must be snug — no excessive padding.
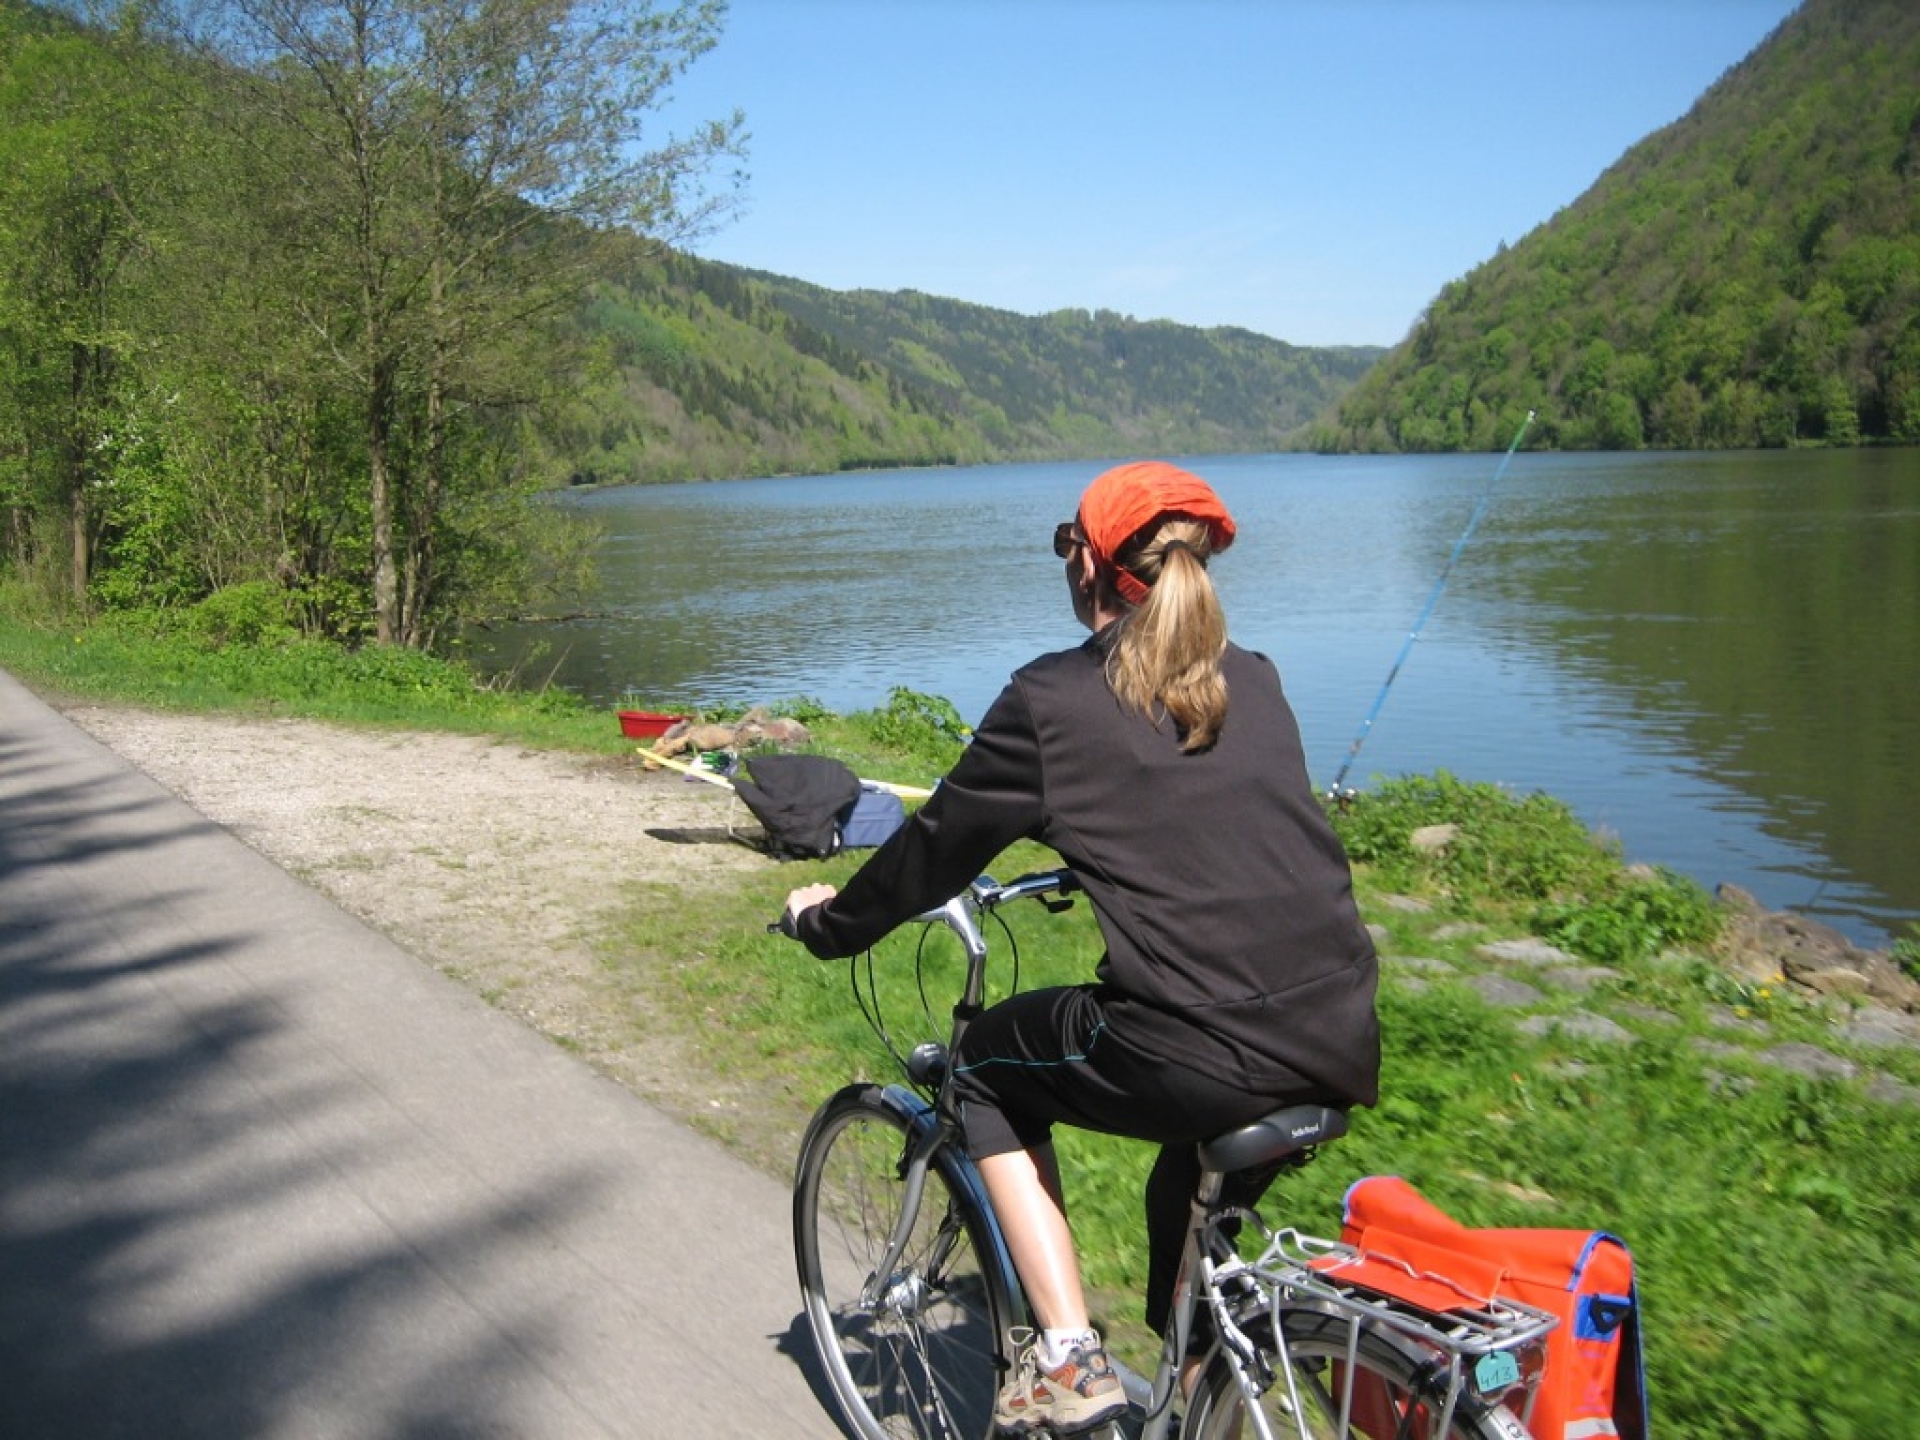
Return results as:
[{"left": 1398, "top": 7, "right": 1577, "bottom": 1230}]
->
[
  {"left": 877, "top": 1083, "right": 1027, "bottom": 1327},
  {"left": 1479, "top": 1404, "right": 1532, "bottom": 1440}
]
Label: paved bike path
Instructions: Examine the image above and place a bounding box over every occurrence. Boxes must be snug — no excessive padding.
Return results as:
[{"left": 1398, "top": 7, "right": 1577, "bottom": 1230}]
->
[{"left": 0, "top": 669, "right": 846, "bottom": 1439}]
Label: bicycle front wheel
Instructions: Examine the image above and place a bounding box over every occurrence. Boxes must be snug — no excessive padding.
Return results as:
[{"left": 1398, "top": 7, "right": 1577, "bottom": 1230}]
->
[
  {"left": 1182, "top": 1309, "right": 1527, "bottom": 1440},
  {"left": 793, "top": 1084, "right": 1017, "bottom": 1440}
]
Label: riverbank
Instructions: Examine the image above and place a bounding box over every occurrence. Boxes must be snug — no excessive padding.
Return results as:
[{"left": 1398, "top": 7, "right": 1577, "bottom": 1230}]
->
[{"left": 57, "top": 698, "right": 1919, "bottom": 1145}]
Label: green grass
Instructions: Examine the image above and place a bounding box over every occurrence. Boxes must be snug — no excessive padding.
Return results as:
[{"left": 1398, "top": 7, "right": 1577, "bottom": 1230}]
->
[{"left": 5, "top": 607, "right": 1916, "bottom": 1439}]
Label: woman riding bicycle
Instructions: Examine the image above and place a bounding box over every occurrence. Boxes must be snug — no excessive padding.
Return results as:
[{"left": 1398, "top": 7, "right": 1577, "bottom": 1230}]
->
[{"left": 785, "top": 459, "right": 1380, "bottom": 1435}]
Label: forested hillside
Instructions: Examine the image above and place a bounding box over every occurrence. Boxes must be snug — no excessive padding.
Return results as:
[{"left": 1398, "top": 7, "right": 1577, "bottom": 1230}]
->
[
  {"left": 1318, "top": 0, "right": 1920, "bottom": 452},
  {"left": 551, "top": 247, "right": 1380, "bottom": 485},
  {"left": 0, "top": 0, "right": 1375, "bottom": 645}
]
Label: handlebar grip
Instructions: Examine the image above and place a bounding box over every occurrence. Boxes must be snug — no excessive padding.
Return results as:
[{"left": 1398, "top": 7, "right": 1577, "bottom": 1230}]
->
[{"left": 768, "top": 911, "right": 799, "bottom": 939}]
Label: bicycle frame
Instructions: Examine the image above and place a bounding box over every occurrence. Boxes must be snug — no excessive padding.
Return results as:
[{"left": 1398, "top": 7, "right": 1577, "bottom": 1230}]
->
[{"left": 1132, "top": 1166, "right": 1307, "bottom": 1440}]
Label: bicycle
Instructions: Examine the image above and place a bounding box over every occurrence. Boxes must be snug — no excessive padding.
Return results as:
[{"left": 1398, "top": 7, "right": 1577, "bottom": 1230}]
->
[{"left": 779, "top": 869, "right": 1558, "bottom": 1440}]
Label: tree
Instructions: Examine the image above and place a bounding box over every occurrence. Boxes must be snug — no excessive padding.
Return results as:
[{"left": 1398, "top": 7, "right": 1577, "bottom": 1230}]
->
[
  {"left": 0, "top": 8, "right": 175, "bottom": 602},
  {"left": 170, "top": 0, "right": 744, "bottom": 644}
]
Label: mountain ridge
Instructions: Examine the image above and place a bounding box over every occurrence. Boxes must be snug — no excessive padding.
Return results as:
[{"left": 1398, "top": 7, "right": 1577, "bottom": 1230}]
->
[
  {"left": 555, "top": 246, "right": 1384, "bottom": 485},
  {"left": 1315, "top": 0, "right": 1919, "bottom": 453}
]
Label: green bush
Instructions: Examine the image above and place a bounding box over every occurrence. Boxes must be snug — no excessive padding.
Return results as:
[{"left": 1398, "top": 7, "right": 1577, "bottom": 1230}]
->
[
  {"left": 181, "top": 582, "right": 300, "bottom": 648},
  {"left": 690, "top": 693, "right": 839, "bottom": 727},
  {"left": 846, "top": 687, "right": 970, "bottom": 774},
  {"left": 1329, "top": 772, "right": 1722, "bottom": 963},
  {"left": 1329, "top": 771, "right": 1616, "bottom": 906},
  {"left": 1892, "top": 925, "right": 1920, "bottom": 982},
  {"left": 1534, "top": 866, "right": 1721, "bottom": 965}
]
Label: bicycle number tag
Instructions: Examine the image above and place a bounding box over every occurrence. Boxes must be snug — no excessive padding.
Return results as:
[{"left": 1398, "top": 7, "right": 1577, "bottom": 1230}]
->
[{"left": 1474, "top": 1350, "right": 1520, "bottom": 1395}]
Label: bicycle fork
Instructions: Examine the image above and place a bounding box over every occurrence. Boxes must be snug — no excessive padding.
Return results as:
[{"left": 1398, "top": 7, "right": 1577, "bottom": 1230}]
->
[
  {"left": 858, "top": 1116, "right": 948, "bottom": 1317},
  {"left": 859, "top": 1086, "right": 1022, "bottom": 1325}
]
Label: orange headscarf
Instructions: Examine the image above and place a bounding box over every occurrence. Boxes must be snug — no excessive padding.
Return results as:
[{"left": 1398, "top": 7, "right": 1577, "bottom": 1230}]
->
[{"left": 1077, "top": 461, "right": 1237, "bottom": 605}]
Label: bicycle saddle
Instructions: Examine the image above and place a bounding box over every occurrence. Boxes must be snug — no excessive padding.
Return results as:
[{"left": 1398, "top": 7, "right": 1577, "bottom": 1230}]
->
[{"left": 1198, "top": 1104, "right": 1348, "bottom": 1174}]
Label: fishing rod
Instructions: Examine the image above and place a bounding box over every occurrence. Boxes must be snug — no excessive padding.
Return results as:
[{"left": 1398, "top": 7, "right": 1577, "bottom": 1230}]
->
[{"left": 1326, "top": 409, "right": 1536, "bottom": 801}]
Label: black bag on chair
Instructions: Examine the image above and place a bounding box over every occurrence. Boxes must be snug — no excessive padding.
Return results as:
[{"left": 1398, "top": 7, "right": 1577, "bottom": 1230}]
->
[{"left": 731, "top": 754, "right": 863, "bottom": 859}]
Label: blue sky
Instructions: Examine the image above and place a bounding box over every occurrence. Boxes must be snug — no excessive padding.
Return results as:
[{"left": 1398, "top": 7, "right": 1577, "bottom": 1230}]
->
[{"left": 661, "top": 0, "right": 1802, "bottom": 348}]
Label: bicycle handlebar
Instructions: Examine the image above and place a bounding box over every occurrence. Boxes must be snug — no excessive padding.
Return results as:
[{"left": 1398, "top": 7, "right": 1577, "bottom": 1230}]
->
[
  {"left": 768, "top": 868, "right": 1079, "bottom": 943},
  {"left": 969, "top": 869, "right": 1081, "bottom": 910},
  {"left": 771, "top": 868, "right": 1079, "bottom": 1074}
]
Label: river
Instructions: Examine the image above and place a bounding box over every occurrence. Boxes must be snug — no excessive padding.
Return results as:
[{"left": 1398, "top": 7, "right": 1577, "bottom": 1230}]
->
[{"left": 467, "top": 448, "right": 1919, "bottom": 949}]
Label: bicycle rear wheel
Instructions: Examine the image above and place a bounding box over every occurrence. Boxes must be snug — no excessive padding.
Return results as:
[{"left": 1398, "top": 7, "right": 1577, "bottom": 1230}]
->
[
  {"left": 794, "top": 1084, "right": 1017, "bottom": 1440},
  {"left": 1181, "top": 1310, "right": 1526, "bottom": 1440}
]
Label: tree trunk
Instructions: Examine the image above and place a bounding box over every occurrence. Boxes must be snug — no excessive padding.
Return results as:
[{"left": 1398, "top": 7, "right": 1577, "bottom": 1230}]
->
[
  {"left": 68, "top": 464, "right": 89, "bottom": 604},
  {"left": 66, "top": 337, "right": 100, "bottom": 606},
  {"left": 400, "top": 244, "right": 448, "bottom": 649},
  {"left": 369, "top": 354, "right": 398, "bottom": 644},
  {"left": 400, "top": 364, "right": 443, "bottom": 647}
]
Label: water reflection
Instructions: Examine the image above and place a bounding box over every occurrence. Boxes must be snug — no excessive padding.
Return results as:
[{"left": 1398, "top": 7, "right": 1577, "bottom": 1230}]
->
[
  {"left": 468, "top": 450, "right": 1918, "bottom": 947},
  {"left": 1461, "top": 448, "right": 1918, "bottom": 942}
]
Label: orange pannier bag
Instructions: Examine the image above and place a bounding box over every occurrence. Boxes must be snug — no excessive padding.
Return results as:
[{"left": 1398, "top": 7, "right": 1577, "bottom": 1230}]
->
[{"left": 1337, "top": 1176, "right": 1648, "bottom": 1440}]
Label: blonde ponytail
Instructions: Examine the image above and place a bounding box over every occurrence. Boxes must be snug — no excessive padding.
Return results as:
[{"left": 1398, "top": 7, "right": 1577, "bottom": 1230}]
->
[{"left": 1105, "top": 518, "right": 1229, "bottom": 751}]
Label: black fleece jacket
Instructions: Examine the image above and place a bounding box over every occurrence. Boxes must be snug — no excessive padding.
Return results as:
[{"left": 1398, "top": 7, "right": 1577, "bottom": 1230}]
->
[{"left": 796, "top": 628, "right": 1380, "bottom": 1108}]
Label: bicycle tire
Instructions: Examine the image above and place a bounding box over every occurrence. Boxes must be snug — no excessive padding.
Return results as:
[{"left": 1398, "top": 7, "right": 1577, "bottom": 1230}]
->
[
  {"left": 793, "top": 1084, "right": 1018, "bottom": 1440},
  {"left": 1181, "top": 1309, "right": 1528, "bottom": 1440}
]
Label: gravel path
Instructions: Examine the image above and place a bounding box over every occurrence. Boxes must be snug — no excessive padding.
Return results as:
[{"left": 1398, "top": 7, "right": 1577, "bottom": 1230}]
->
[{"left": 58, "top": 704, "right": 775, "bottom": 1137}]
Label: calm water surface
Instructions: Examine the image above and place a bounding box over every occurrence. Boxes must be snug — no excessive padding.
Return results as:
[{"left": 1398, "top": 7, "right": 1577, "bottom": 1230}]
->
[{"left": 470, "top": 449, "right": 1919, "bottom": 947}]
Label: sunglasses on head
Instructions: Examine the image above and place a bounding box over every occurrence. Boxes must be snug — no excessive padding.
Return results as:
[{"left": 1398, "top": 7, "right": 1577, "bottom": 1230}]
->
[{"left": 1052, "top": 521, "right": 1086, "bottom": 559}]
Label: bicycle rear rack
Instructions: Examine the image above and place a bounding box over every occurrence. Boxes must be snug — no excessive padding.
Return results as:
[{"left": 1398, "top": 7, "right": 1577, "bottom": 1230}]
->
[{"left": 1208, "top": 1225, "right": 1560, "bottom": 1437}]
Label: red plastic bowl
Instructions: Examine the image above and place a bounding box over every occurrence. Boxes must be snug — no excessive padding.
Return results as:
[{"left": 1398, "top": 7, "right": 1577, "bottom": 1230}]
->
[{"left": 617, "top": 710, "right": 686, "bottom": 739}]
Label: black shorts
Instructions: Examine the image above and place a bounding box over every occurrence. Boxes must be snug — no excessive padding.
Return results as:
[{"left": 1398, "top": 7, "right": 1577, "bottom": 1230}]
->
[
  {"left": 949, "top": 983, "right": 1314, "bottom": 1334},
  {"left": 949, "top": 983, "right": 1291, "bottom": 1160}
]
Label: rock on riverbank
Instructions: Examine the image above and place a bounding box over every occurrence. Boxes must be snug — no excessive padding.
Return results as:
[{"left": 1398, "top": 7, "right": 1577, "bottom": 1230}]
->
[{"left": 1714, "top": 883, "right": 1919, "bottom": 1012}]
